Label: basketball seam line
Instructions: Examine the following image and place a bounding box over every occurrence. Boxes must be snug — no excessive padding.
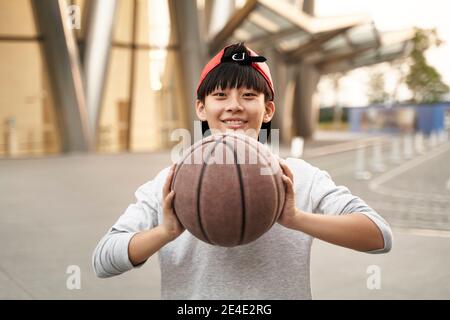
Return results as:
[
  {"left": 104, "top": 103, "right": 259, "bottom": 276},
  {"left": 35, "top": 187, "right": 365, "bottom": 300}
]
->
[
  {"left": 197, "top": 136, "right": 226, "bottom": 245},
  {"left": 222, "top": 138, "right": 246, "bottom": 246},
  {"left": 171, "top": 138, "right": 216, "bottom": 190},
  {"left": 230, "top": 134, "right": 282, "bottom": 230},
  {"left": 172, "top": 138, "right": 217, "bottom": 233}
]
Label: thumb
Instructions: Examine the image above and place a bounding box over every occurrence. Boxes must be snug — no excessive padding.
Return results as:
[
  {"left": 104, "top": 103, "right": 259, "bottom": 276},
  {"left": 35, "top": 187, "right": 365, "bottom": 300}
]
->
[{"left": 163, "top": 190, "right": 175, "bottom": 211}]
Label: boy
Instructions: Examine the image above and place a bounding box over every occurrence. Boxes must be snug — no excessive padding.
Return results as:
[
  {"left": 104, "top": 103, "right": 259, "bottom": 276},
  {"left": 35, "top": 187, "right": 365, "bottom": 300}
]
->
[{"left": 92, "top": 43, "right": 392, "bottom": 299}]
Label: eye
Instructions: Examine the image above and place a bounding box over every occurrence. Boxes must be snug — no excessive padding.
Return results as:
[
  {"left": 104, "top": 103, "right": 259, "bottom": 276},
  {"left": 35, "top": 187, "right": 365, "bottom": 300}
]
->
[
  {"left": 212, "top": 92, "right": 226, "bottom": 97},
  {"left": 243, "top": 92, "right": 257, "bottom": 98}
]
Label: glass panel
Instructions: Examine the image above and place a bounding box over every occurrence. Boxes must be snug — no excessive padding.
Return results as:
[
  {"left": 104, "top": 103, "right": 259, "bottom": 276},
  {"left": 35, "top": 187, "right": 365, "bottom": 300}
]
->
[
  {"left": 0, "top": 1, "right": 60, "bottom": 157},
  {"left": 236, "top": 20, "right": 267, "bottom": 39},
  {"left": 277, "top": 31, "right": 310, "bottom": 51},
  {"left": 98, "top": 47, "right": 132, "bottom": 153},
  {"left": 378, "top": 42, "right": 404, "bottom": 57},
  {"left": 131, "top": 49, "right": 164, "bottom": 151},
  {"left": 136, "top": 0, "right": 171, "bottom": 47},
  {"left": 0, "top": 0, "right": 38, "bottom": 37},
  {"left": 282, "top": 0, "right": 303, "bottom": 7},
  {"left": 0, "top": 42, "right": 60, "bottom": 156},
  {"left": 254, "top": 4, "right": 295, "bottom": 30},
  {"left": 131, "top": 49, "right": 183, "bottom": 152},
  {"left": 233, "top": 28, "right": 252, "bottom": 42},
  {"left": 353, "top": 50, "right": 377, "bottom": 66},
  {"left": 101, "top": 0, "right": 184, "bottom": 153},
  {"left": 322, "top": 34, "right": 348, "bottom": 52},
  {"left": 113, "top": 0, "right": 134, "bottom": 44},
  {"left": 248, "top": 11, "right": 280, "bottom": 33},
  {"left": 229, "top": 36, "right": 239, "bottom": 44},
  {"left": 232, "top": 2, "right": 303, "bottom": 47},
  {"left": 347, "top": 23, "right": 377, "bottom": 46}
]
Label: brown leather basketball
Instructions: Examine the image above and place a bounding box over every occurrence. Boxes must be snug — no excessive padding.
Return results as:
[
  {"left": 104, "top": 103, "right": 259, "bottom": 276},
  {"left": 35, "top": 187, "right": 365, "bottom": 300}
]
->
[{"left": 171, "top": 133, "right": 285, "bottom": 247}]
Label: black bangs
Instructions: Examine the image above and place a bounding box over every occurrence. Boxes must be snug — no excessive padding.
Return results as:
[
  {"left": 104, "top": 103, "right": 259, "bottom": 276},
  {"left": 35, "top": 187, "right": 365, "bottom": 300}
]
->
[{"left": 197, "top": 62, "right": 273, "bottom": 102}]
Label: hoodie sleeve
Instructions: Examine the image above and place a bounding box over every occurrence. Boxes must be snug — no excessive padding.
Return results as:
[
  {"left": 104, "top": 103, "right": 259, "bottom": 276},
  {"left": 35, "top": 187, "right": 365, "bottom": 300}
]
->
[
  {"left": 310, "top": 168, "right": 393, "bottom": 254},
  {"left": 92, "top": 167, "right": 170, "bottom": 278}
]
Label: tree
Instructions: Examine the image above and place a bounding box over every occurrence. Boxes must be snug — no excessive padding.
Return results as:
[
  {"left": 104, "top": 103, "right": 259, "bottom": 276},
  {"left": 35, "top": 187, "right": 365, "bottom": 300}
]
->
[
  {"left": 406, "top": 28, "right": 449, "bottom": 103},
  {"left": 330, "top": 72, "right": 344, "bottom": 127},
  {"left": 367, "top": 69, "right": 389, "bottom": 104}
]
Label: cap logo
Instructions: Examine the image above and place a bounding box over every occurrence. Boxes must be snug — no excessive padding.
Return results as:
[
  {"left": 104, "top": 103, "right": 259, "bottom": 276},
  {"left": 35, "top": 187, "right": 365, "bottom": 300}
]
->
[{"left": 232, "top": 53, "right": 246, "bottom": 61}]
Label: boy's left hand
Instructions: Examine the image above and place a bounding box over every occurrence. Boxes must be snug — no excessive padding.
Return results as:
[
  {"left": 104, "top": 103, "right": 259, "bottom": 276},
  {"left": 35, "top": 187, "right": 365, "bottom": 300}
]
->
[{"left": 277, "top": 159, "right": 299, "bottom": 228}]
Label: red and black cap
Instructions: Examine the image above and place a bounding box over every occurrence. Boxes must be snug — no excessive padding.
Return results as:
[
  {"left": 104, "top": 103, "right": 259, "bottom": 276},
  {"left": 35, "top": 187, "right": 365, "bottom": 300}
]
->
[{"left": 197, "top": 44, "right": 275, "bottom": 100}]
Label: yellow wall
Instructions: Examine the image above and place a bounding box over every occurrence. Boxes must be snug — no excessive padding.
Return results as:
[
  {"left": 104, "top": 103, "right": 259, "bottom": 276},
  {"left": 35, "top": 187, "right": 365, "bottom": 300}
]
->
[{"left": 0, "top": 0, "right": 59, "bottom": 157}]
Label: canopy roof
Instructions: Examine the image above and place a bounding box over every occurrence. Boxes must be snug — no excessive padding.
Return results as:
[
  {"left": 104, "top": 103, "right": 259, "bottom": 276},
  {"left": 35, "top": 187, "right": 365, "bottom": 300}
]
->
[{"left": 209, "top": 0, "right": 413, "bottom": 73}]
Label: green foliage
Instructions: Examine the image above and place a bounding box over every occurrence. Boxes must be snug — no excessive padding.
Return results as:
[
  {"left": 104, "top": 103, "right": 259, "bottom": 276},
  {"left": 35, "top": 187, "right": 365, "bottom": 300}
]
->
[
  {"left": 367, "top": 70, "right": 389, "bottom": 104},
  {"left": 319, "top": 107, "right": 348, "bottom": 123},
  {"left": 406, "top": 28, "right": 449, "bottom": 103}
]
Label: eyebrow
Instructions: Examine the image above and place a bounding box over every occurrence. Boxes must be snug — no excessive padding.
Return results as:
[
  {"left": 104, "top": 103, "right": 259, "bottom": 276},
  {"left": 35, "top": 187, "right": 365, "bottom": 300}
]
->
[{"left": 211, "top": 87, "right": 261, "bottom": 94}]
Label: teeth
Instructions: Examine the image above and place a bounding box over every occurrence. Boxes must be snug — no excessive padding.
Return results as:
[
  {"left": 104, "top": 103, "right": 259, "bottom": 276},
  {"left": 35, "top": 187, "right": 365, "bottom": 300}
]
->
[{"left": 224, "top": 120, "right": 245, "bottom": 124}]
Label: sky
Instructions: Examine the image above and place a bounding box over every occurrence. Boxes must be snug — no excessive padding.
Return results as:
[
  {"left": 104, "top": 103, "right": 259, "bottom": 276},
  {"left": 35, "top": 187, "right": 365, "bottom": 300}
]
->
[{"left": 315, "top": 0, "right": 450, "bottom": 107}]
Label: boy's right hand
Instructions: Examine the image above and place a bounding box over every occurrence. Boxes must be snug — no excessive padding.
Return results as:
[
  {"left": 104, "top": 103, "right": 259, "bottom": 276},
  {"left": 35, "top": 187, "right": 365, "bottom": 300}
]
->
[{"left": 161, "top": 164, "right": 185, "bottom": 241}]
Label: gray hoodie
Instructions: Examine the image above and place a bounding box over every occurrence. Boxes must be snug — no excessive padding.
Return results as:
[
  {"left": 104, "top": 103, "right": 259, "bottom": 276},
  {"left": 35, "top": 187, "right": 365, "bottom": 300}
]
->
[{"left": 92, "top": 158, "right": 392, "bottom": 299}]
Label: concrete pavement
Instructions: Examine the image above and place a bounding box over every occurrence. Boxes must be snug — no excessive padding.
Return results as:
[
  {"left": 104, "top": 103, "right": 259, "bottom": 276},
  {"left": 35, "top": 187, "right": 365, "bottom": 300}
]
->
[{"left": 1, "top": 136, "right": 449, "bottom": 299}]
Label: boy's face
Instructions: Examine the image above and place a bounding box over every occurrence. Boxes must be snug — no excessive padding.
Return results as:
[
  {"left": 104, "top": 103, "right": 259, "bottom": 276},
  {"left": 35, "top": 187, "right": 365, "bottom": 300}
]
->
[{"left": 195, "top": 87, "right": 275, "bottom": 139}]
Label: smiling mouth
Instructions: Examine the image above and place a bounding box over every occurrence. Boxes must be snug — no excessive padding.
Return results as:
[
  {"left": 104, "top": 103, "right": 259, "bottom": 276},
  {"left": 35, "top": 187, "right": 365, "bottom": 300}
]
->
[{"left": 221, "top": 120, "right": 248, "bottom": 126}]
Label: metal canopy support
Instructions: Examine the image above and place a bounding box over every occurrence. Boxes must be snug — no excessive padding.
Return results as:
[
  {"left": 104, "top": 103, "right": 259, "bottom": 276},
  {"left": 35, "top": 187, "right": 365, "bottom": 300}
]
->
[
  {"left": 262, "top": 47, "right": 288, "bottom": 141},
  {"left": 32, "top": 0, "right": 92, "bottom": 152},
  {"left": 210, "top": 0, "right": 369, "bottom": 56},
  {"left": 292, "top": 63, "right": 320, "bottom": 139},
  {"left": 83, "top": 0, "right": 117, "bottom": 145},
  {"left": 316, "top": 45, "right": 376, "bottom": 73},
  {"left": 319, "top": 30, "right": 414, "bottom": 74},
  {"left": 284, "top": 28, "right": 350, "bottom": 62},
  {"left": 169, "top": 0, "right": 207, "bottom": 140},
  {"left": 209, "top": 0, "right": 258, "bottom": 54},
  {"left": 302, "top": 0, "right": 314, "bottom": 15}
]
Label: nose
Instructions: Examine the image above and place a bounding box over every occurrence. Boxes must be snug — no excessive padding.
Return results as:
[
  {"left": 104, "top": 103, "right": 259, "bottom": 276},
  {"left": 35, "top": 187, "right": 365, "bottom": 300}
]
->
[{"left": 225, "top": 95, "right": 244, "bottom": 113}]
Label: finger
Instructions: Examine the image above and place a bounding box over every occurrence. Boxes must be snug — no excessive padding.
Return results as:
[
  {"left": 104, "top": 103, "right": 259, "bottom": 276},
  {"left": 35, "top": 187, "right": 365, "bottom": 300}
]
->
[
  {"left": 163, "top": 190, "right": 175, "bottom": 211},
  {"left": 282, "top": 174, "right": 292, "bottom": 185},
  {"left": 282, "top": 177, "right": 294, "bottom": 195},
  {"left": 279, "top": 161, "right": 294, "bottom": 181},
  {"left": 282, "top": 174, "right": 293, "bottom": 188},
  {"left": 278, "top": 157, "right": 287, "bottom": 173},
  {"left": 163, "top": 164, "right": 176, "bottom": 197}
]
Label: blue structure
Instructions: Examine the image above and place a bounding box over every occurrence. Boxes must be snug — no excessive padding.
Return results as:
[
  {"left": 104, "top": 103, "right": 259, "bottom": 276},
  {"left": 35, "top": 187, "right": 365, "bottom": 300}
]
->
[
  {"left": 415, "top": 104, "right": 449, "bottom": 135},
  {"left": 348, "top": 103, "right": 450, "bottom": 135}
]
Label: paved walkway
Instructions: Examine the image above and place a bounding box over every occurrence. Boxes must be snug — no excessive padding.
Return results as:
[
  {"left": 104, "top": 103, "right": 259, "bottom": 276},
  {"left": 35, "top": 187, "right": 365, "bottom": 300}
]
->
[
  {"left": 1, "top": 134, "right": 449, "bottom": 299},
  {"left": 307, "top": 140, "right": 450, "bottom": 231}
]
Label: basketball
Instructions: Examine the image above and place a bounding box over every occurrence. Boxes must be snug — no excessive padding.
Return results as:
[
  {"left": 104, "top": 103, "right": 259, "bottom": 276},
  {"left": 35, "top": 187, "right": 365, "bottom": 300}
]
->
[{"left": 171, "top": 133, "right": 285, "bottom": 247}]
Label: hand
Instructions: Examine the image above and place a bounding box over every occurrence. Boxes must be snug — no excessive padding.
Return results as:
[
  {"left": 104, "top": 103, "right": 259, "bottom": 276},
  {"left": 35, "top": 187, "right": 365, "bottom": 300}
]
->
[
  {"left": 161, "top": 164, "right": 185, "bottom": 241},
  {"left": 277, "top": 158, "right": 300, "bottom": 229}
]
